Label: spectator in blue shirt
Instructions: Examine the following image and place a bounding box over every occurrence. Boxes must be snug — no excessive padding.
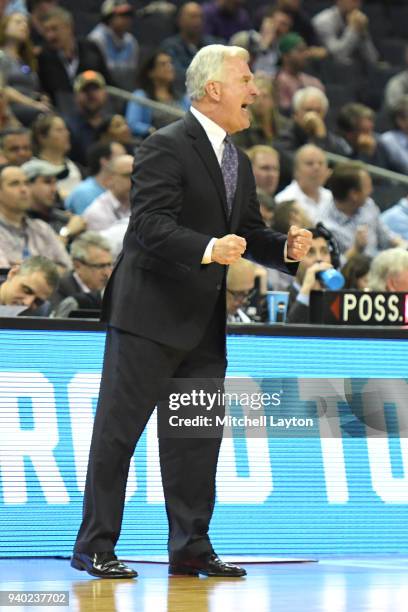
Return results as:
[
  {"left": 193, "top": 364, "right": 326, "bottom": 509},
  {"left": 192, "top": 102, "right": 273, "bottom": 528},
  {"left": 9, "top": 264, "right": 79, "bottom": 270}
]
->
[
  {"left": 381, "top": 197, "right": 408, "bottom": 241},
  {"left": 65, "top": 141, "right": 125, "bottom": 214},
  {"left": 88, "top": 1, "right": 139, "bottom": 92},
  {"left": 126, "top": 51, "right": 189, "bottom": 138}
]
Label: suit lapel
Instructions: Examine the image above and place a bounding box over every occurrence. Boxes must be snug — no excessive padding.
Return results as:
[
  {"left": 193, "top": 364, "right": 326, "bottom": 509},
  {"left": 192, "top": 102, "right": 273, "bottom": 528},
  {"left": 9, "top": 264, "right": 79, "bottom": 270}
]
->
[{"left": 184, "top": 112, "right": 229, "bottom": 222}]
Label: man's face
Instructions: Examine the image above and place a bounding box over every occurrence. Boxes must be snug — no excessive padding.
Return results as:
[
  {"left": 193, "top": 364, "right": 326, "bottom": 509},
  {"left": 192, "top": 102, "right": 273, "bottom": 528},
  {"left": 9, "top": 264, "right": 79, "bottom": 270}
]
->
[
  {"left": 215, "top": 56, "right": 259, "bottom": 134},
  {"left": 30, "top": 175, "right": 58, "bottom": 208},
  {"left": 295, "top": 147, "right": 329, "bottom": 189},
  {"left": 110, "top": 156, "right": 133, "bottom": 202},
  {"left": 271, "top": 11, "right": 293, "bottom": 37},
  {"left": 0, "top": 167, "right": 31, "bottom": 214},
  {"left": 387, "top": 269, "right": 408, "bottom": 292},
  {"left": 294, "top": 95, "right": 327, "bottom": 123},
  {"left": 109, "top": 13, "right": 133, "bottom": 36},
  {"left": 2, "top": 134, "right": 32, "bottom": 166},
  {"left": 297, "top": 236, "right": 331, "bottom": 283},
  {"left": 252, "top": 151, "right": 280, "bottom": 196},
  {"left": 179, "top": 2, "right": 203, "bottom": 36},
  {"left": 74, "top": 246, "right": 113, "bottom": 291},
  {"left": 285, "top": 43, "right": 307, "bottom": 71},
  {"left": 1, "top": 269, "right": 53, "bottom": 308},
  {"left": 349, "top": 170, "right": 372, "bottom": 211},
  {"left": 76, "top": 85, "right": 107, "bottom": 115},
  {"left": 396, "top": 113, "right": 408, "bottom": 135},
  {"left": 42, "top": 17, "right": 72, "bottom": 49},
  {"left": 226, "top": 271, "right": 255, "bottom": 315}
]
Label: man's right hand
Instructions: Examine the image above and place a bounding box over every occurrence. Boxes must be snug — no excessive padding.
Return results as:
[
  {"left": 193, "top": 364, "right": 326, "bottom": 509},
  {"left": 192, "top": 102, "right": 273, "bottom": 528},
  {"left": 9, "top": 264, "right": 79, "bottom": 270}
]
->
[
  {"left": 300, "top": 261, "right": 333, "bottom": 296},
  {"left": 348, "top": 9, "right": 368, "bottom": 32},
  {"left": 211, "top": 234, "right": 247, "bottom": 265}
]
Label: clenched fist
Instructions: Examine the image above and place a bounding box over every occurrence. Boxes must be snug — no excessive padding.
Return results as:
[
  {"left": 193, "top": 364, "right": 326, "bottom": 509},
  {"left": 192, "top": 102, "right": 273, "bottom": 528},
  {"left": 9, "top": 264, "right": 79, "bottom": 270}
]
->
[
  {"left": 287, "top": 226, "right": 313, "bottom": 261},
  {"left": 211, "top": 234, "right": 247, "bottom": 265}
]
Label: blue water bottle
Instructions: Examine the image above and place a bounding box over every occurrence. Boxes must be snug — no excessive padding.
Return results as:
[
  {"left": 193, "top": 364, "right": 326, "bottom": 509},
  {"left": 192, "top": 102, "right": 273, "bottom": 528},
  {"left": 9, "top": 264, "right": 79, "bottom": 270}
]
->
[{"left": 316, "top": 268, "right": 345, "bottom": 290}]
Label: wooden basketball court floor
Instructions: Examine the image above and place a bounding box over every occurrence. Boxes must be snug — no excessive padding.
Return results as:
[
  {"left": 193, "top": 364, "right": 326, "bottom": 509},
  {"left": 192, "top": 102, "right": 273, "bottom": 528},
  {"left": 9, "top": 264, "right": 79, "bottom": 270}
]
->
[{"left": 1, "top": 556, "right": 408, "bottom": 612}]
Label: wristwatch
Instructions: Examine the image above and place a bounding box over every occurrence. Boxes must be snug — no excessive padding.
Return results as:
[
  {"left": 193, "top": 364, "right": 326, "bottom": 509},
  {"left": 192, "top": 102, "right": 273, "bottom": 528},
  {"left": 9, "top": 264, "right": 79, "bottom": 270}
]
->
[{"left": 59, "top": 226, "right": 70, "bottom": 238}]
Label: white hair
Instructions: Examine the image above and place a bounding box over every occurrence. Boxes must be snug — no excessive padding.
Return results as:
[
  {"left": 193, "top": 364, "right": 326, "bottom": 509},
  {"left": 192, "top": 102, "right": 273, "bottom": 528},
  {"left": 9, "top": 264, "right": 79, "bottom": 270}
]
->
[
  {"left": 186, "top": 44, "right": 249, "bottom": 101},
  {"left": 293, "top": 86, "right": 329, "bottom": 114},
  {"left": 367, "top": 248, "right": 408, "bottom": 290}
]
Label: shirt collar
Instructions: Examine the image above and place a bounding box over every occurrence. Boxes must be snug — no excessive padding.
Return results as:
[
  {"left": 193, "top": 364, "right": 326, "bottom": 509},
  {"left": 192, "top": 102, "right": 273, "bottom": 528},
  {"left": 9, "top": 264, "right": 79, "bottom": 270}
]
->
[
  {"left": 190, "top": 105, "right": 226, "bottom": 149},
  {"left": 73, "top": 271, "right": 91, "bottom": 294}
]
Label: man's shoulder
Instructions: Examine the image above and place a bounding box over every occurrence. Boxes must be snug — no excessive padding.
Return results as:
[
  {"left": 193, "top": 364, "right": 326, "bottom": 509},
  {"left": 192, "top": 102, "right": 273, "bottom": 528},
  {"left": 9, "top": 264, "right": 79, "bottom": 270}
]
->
[
  {"left": 312, "top": 6, "right": 337, "bottom": 26},
  {"left": 85, "top": 190, "right": 114, "bottom": 211},
  {"left": 26, "top": 216, "right": 57, "bottom": 236},
  {"left": 275, "top": 181, "right": 298, "bottom": 202},
  {"left": 161, "top": 34, "right": 183, "bottom": 50}
]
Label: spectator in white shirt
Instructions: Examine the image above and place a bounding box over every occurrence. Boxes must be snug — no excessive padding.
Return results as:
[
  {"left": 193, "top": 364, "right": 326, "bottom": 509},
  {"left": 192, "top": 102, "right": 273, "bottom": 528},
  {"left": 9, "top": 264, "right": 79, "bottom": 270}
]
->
[
  {"left": 275, "top": 144, "right": 332, "bottom": 223},
  {"left": 83, "top": 154, "right": 133, "bottom": 231},
  {"left": 312, "top": 0, "right": 378, "bottom": 67}
]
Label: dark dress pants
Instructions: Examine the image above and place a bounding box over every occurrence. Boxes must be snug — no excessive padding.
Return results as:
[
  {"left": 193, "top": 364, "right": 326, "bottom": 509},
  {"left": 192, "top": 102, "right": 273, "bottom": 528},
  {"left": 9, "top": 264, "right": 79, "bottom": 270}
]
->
[{"left": 74, "top": 295, "right": 227, "bottom": 560}]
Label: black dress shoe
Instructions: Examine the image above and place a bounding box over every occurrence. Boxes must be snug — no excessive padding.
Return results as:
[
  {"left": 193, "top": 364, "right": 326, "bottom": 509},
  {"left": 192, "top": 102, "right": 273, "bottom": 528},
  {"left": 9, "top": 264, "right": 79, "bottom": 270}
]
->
[
  {"left": 169, "top": 553, "right": 246, "bottom": 577},
  {"left": 71, "top": 552, "right": 137, "bottom": 579}
]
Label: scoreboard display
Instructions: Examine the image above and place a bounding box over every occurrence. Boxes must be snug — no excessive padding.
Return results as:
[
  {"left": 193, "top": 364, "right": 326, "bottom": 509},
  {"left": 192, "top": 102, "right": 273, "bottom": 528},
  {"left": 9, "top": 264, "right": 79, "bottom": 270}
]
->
[{"left": 0, "top": 320, "right": 407, "bottom": 558}]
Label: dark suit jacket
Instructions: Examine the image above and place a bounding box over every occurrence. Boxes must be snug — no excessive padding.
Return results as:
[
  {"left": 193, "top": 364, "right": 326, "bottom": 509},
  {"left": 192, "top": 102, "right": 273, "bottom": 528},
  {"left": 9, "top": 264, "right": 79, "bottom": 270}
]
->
[
  {"left": 38, "top": 39, "right": 113, "bottom": 105},
  {"left": 102, "top": 111, "right": 298, "bottom": 350},
  {"left": 51, "top": 272, "right": 102, "bottom": 309}
]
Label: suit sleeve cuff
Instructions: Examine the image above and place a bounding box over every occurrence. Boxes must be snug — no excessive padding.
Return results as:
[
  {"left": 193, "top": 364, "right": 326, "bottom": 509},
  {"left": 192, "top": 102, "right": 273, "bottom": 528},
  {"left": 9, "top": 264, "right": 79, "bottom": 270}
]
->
[{"left": 202, "top": 237, "right": 217, "bottom": 264}]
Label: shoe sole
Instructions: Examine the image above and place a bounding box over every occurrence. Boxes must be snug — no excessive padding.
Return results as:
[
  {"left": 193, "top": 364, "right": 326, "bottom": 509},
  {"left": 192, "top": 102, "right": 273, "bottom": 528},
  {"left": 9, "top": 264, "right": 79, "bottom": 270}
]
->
[
  {"left": 70, "top": 557, "right": 137, "bottom": 579},
  {"left": 168, "top": 564, "right": 246, "bottom": 577}
]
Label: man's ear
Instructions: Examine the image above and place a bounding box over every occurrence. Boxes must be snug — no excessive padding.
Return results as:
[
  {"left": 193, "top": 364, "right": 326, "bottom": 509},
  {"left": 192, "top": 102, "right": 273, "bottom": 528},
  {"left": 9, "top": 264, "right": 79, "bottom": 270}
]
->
[
  {"left": 7, "top": 265, "right": 20, "bottom": 280},
  {"left": 205, "top": 80, "right": 221, "bottom": 102}
]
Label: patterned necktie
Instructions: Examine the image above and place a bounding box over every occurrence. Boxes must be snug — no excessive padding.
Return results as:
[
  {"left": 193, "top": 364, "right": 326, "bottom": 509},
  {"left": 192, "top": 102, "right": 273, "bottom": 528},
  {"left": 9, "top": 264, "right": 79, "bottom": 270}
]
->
[{"left": 221, "top": 135, "right": 238, "bottom": 216}]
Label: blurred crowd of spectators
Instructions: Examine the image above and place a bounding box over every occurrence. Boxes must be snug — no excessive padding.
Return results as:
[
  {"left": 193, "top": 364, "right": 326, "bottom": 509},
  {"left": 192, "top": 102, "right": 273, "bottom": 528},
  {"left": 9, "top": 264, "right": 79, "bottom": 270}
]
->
[{"left": 1, "top": 0, "right": 408, "bottom": 322}]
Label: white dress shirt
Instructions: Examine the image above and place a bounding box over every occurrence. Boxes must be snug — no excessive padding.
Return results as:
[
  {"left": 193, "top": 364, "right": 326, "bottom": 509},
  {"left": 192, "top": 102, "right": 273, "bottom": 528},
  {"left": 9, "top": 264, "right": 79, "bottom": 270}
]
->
[
  {"left": 190, "top": 105, "right": 293, "bottom": 264},
  {"left": 275, "top": 180, "right": 333, "bottom": 224}
]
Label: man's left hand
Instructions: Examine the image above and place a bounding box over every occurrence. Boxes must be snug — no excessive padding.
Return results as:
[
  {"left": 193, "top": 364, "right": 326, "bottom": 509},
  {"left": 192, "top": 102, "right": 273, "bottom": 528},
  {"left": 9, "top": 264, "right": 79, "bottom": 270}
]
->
[{"left": 286, "top": 226, "right": 313, "bottom": 261}]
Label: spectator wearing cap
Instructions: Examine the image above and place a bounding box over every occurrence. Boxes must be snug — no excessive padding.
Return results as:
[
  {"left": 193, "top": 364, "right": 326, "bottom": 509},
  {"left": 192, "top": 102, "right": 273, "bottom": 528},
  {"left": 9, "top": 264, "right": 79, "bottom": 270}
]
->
[
  {"left": 64, "top": 71, "right": 111, "bottom": 167},
  {"left": 38, "top": 7, "right": 113, "bottom": 108},
  {"left": 23, "top": 158, "right": 86, "bottom": 241},
  {"left": 0, "top": 163, "right": 71, "bottom": 269},
  {"left": 275, "top": 33, "right": 325, "bottom": 115},
  {"left": 160, "top": 2, "right": 220, "bottom": 94},
  {"left": 201, "top": 0, "right": 251, "bottom": 42},
  {"left": 31, "top": 113, "right": 82, "bottom": 199},
  {"left": 88, "top": 1, "right": 139, "bottom": 92},
  {"left": 83, "top": 154, "right": 132, "bottom": 231}
]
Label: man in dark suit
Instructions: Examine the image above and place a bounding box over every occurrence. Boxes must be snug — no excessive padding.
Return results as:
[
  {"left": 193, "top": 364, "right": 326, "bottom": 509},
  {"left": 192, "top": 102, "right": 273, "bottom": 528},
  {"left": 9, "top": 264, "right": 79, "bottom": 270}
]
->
[
  {"left": 37, "top": 7, "right": 113, "bottom": 110},
  {"left": 71, "top": 44, "right": 312, "bottom": 579},
  {"left": 51, "top": 232, "right": 113, "bottom": 312}
]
